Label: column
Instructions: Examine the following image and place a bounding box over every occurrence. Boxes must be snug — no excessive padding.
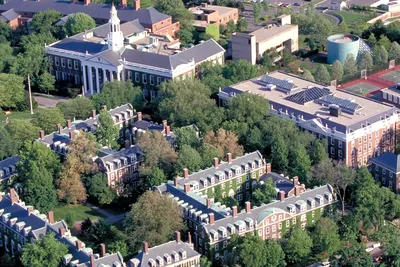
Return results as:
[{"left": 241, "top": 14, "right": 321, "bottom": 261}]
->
[
  {"left": 88, "top": 66, "right": 94, "bottom": 95},
  {"left": 103, "top": 69, "right": 107, "bottom": 83},
  {"left": 121, "top": 69, "right": 125, "bottom": 81},
  {"left": 117, "top": 70, "right": 121, "bottom": 81},
  {"left": 110, "top": 71, "right": 114, "bottom": 82},
  {"left": 82, "top": 65, "right": 88, "bottom": 94},
  {"left": 96, "top": 68, "right": 100, "bottom": 94}
]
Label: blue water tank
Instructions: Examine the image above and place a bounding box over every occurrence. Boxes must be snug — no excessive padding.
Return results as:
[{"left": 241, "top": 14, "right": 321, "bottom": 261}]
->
[{"left": 327, "top": 34, "right": 360, "bottom": 65}]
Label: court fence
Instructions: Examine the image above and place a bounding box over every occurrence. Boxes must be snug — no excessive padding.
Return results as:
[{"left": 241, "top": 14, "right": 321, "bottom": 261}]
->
[{"left": 340, "top": 61, "right": 397, "bottom": 85}]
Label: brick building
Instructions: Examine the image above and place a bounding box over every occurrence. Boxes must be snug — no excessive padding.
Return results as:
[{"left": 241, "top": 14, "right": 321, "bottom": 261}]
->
[
  {"left": 369, "top": 152, "right": 400, "bottom": 193},
  {"left": 189, "top": 3, "right": 239, "bottom": 26},
  {"left": 218, "top": 71, "right": 400, "bottom": 167},
  {"left": 45, "top": 6, "right": 225, "bottom": 100}
]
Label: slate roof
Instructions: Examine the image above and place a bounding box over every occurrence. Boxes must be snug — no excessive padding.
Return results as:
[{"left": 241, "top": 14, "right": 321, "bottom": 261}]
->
[
  {"left": 91, "top": 19, "right": 144, "bottom": 38},
  {"left": 260, "top": 172, "right": 295, "bottom": 194},
  {"left": 0, "top": 0, "right": 170, "bottom": 24},
  {"left": 98, "top": 145, "right": 143, "bottom": 170},
  {"left": 75, "top": 252, "right": 124, "bottom": 267},
  {"left": 132, "top": 120, "right": 164, "bottom": 132},
  {"left": 0, "top": 155, "right": 20, "bottom": 180},
  {"left": 121, "top": 49, "right": 173, "bottom": 69},
  {"left": 51, "top": 38, "right": 107, "bottom": 54},
  {"left": 370, "top": 152, "right": 400, "bottom": 173},
  {"left": 0, "top": 8, "right": 20, "bottom": 22},
  {"left": 133, "top": 240, "right": 200, "bottom": 267}
]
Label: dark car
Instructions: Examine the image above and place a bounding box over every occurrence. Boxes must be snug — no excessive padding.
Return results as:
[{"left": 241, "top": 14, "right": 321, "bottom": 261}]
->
[{"left": 294, "top": 3, "right": 300, "bottom": 6}]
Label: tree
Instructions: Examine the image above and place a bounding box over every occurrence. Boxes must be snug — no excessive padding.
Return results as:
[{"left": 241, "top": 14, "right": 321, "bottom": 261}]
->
[
  {"left": 265, "top": 239, "right": 286, "bottom": 267},
  {"left": 0, "top": 20, "right": 11, "bottom": 42},
  {"left": 314, "top": 65, "right": 331, "bottom": 84},
  {"left": 91, "top": 81, "right": 143, "bottom": 111},
  {"left": 37, "top": 72, "right": 56, "bottom": 94},
  {"left": 32, "top": 107, "right": 65, "bottom": 134},
  {"left": 331, "top": 60, "right": 344, "bottom": 81},
  {"left": 373, "top": 45, "right": 389, "bottom": 65},
  {"left": 358, "top": 52, "right": 373, "bottom": 70},
  {"left": 175, "top": 145, "right": 203, "bottom": 174},
  {"left": 271, "top": 135, "right": 289, "bottom": 172},
  {"left": 378, "top": 35, "right": 391, "bottom": 51},
  {"left": 308, "top": 139, "right": 327, "bottom": 165},
  {"left": 125, "top": 191, "right": 185, "bottom": 252},
  {"left": 251, "top": 178, "right": 277, "bottom": 206},
  {"left": 288, "top": 145, "right": 311, "bottom": 184},
  {"left": 389, "top": 41, "right": 400, "bottom": 61},
  {"left": 0, "top": 127, "right": 18, "bottom": 160},
  {"left": 85, "top": 173, "right": 116, "bottom": 205},
  {"left": 282, "top": 48, "right": 294, "bottom": 66},
  {"left": 236, "top": 17, "right": 248, "bottom": 32},
  {"left": 312, "top": 218, "right": 341, "bottom": 256},
  {"left": 237, "top": 234, "right": 268, "bottom": 267},
  {"left": 4, "top": 120, "right": 40, "bottom": 150},
  {"left": 97, "top": 109, "right": 119, "bottom": 149},
  {"left": 329, "top": 242, "right": 374, "bottom": 267},
  {"left": 223, "top": 60, "right": 259, "bottom": 83},
  {"left": 80, "top": 217, "right": 93, "bottom": 238},
  {"left": 144, "top": 167, "right": 167, "bottom": 189},
  {"left": 108, "top": 240, "right": 128, "bottom": 257},
  {"left": 21, "top": 233, "right": 68, "bottom": 267},
  {"left": 199, "top": 144, "right": 220, "bottom": 168},
  {"left": 203, "top": 129, "right": 243, "bottom": 158},
  {"left": 226, "top": 19, "right": 236, "bottom": 33},
  {"left": 176, "top": 24, "right": 194, "bottom": 46},
  {"left": 154, "top": 0, "right": 192, "bottom": 24},
  {"left": 137, "top": 131, "right": 178, "bottom": 176},
  {"left": 0, "top": 73, "right": 25, "bottom": 109},
  {"left": 56, "top": 97, "right": 95, "bottom": 120},
  {"left": 367, "top": 33, "right": 377, "bottom": 47},
  {"left": 343, "top": 54, "right": 358, "bottom": 75},
  {"left": 200, "top": 257, "right": 212, "bottom": 267},
  {"left": 31, "top": 10, "right": 62, "bottom": 36},
  {"left": 174, "top": 126, "right": 200, "bottom": 149},
  {"left": 284, "top": 227, "right": 313, "bottom": 265},
  {"left": 302, "top": 69, "right": 315, "bottom": 82},
  {"left": 253, "top": 2, "right": 262, "bottom": 23},
  {"left": 64, "top": 13, "right": 96, "bottom": 36},
  {"left": 0, "top": 43, "right": 14, "bottom": 73},
  {"left": 261, "top": 52, "right": 274, "bottom": 67},
  {"left": 88, "top": 219, "right": 115, "bottom": 246}
]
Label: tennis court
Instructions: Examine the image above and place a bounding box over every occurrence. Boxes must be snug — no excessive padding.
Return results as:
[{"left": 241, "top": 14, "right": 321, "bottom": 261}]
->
[
  {"left": 380, "top": 69, "right": 400, "bottom": 83},
  {"left": 344, "top": 83, "right": 380, "bottom": 96}
]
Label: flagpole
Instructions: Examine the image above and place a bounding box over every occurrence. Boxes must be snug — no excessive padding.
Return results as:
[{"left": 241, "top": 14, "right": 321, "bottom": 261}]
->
[{"left": 27, "top": 73, "right": 33, "bottom": 115}]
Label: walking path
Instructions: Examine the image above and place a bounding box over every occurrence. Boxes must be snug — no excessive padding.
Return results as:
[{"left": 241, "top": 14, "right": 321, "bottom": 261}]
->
[{"left": 73, "top": 203, "right": 126, "bottom": 230}]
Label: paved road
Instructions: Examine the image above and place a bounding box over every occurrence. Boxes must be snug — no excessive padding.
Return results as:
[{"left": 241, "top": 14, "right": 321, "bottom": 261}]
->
[{"left": 33, "top": 93, "right": 69, "bottom": 108}]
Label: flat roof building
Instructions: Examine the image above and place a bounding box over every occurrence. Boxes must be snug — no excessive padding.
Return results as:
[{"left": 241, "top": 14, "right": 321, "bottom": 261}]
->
[{"left": 218, "top": 71, "right": 400, "bottom": 167}]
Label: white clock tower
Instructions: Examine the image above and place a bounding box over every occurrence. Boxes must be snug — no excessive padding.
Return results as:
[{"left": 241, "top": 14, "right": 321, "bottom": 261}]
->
[{"left": 107, "top": 4, "right": 124, "bottom": 51}]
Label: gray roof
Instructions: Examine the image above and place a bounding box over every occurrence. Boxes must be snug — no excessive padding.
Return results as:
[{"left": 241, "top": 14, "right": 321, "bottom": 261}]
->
[
  {"left": 0, "top": 8, "right": 20, "bottom": 21},
  {"left": 133, "top": 240, "right": 200, "bottom": 267},
  {"left": 0, "top": 0, "right": 170, "bottom": 25},
  {"left": 51, "top": 38, "right": 107, "bottom": 54},
  {"left": 76, "top": 252, "right": 124, "bottom": 267},
  {"left": 201, "top": 184, "right": 335, "bottom": 239},
  {"left": 132, "top": 120, "right": 164, "bottom": 132},
  {"left": 370, "top": 152, "right": 400, "bottom": 173},
  {"left": 176, "top": 151, "right": 264, "bottom": 189},
  {"left": 0, "top": 155, "right": 20, "bottom": 180},
  {"left": 91, "top": 19, "right": 145, "bottom": 39},
  {"left": 98, "top": 145, "right": 143, "bottom": 169},
  {"left": 121, "top": 49, "right": 173, "bottom": 69},
  {"left": 94, "top": 49, "right": 122, "bottom": 66},
  {"left": 260, "top": 172, "right": 295, "bottom": 194}
]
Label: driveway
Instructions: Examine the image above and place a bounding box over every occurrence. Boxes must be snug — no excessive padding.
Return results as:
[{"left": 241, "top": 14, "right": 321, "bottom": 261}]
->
[{"left": 33, "top": 93, "right": 69, "bottom": 108}]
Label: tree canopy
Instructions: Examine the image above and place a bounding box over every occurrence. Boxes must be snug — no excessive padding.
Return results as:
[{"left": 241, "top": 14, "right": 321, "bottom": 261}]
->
[
  {"left": 64, "top": 13, "right": 96, "bottom": 36},
  {"left": 0, "top": 73, "right": 25, "bottom": 109},
  {"left": 97, "top": 109, "right": 119, "bottom": 149},
  {"left": 32, "top": 108, "right": 65, "bottom": 134}
]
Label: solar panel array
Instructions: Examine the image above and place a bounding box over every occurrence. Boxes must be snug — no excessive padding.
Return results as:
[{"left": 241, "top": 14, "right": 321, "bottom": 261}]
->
[
  {"left": 260, "top": 75, "right": 296, "bottom": 93},
  {"left": 285, "top": 87, "right": 331, "bottom": 105},
  {"left": 318, "top": 95, "right": 362, "bottom": 114}
]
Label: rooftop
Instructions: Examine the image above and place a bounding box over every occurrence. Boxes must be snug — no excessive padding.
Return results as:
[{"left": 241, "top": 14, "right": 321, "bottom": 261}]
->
[
  {"left": 370, "top": 152, "right": 400, "bottom": 173},
  {"left": 0, "top": 155, "right": 20, "bottom": 180},
  {"left": 189, "top": 4, "right": 237, "bottom": 16},
  {"left": 219, "top": 71, "right": 397, "bottom": 133},
  {"left": 235, "top": 24, "right": 298, "bottom": 42}
]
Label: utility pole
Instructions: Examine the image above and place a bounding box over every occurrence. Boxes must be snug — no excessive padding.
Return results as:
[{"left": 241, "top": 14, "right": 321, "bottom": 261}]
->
[{"left": 27, "top": 73, "right": 34, "bottom": 115}]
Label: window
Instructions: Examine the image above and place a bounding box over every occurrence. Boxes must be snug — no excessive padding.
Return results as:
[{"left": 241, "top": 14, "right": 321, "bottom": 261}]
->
[
  {"left": 382, "top": 177, "right": 386, "bottom": 185},
  {"left": 330, "top": 147, "right": 335, "bottom": 155},
  {"left": 215, "top": 243, "right": 219, "bottom": 251},
  {"left": 142, "top": 74, "right": 147, "bottom": 84},
  {"left": 358, "top": 138, "right": 362, "bottom": 144},
  {"left": 272, "top": 225, "right": 276, "bottom": 232},
  {"left": 389, "top": 181, "right": 393, "bottom": 188},
  {"left": 292, "top": 217, "right": 296, "bottom": 224},
  {"left": 237, "top": 177, "right": 242, "bottom": 183},
  {"left": 74, "top": 60, "right": 79, "bottom": 70},
  {"left": 338, "top": 140, "right": 342, "bottom": 148},
  {"left": 286, "top": 220, "right": 290, "bottom": 227},
  {"left": 246, "top": 183, "right": 250, "bottom": 190},
  {"left": 375, "top": 164, "right": 379, "bottom": 171},
  {"left": 278, "top": 223, "right": 282, "bottom": 229},
  {"left": 150, "top": 75, "right": 154, "bottom": 85},
  {"left": 338, "top": 150, "right": 342, "bottom": 158},
  {"left": 67, "top": 59, "right": 72, "bottom": 69},
  {"left": 61, "top": 58, "right": 66, "bottom": 67},
  {"left": 135, "top": 73, "right": 139, "bottom": 82},
  {"left": 252, "top": 172, "right": 256, "bottom": 178},
  {"left": 390, "top": 172, "right": 393, "bottom": 178},
  {"left": 157, "top": 77, "right": 162, "bottom": 86},
  {"left": 368, "top": 134, "right": 372, "bottom": 140},
  {"left": 376, "top": 131, "right": 379, "bottom": 137},
  {"left": 48, "top": 56, "right": 53, "bottom": 65},
  {"left": 265, "top": 227, "right": 269, "bottom": 234},
  {"left": 55, "top": 57, "right": 59, "bottom": 66},
  {"left": 330, "top": 138, "right": 334, "bottom": 145},
  {"left": 383, "top": 169, "right": 386, "bottom": 175},
  {"left": 237, "top": 194, "right": 242, "bottom": 201}
]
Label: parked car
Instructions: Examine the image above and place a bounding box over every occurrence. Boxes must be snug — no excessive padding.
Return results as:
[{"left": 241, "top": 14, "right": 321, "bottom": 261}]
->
[{"left": 294, "top": 2, "right": 300, "bottom": 6}]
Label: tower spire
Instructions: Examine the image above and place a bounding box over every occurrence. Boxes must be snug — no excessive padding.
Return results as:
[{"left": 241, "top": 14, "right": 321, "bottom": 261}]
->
[{"left": 107, "top": 5, "right": 124, "bottom": 51}]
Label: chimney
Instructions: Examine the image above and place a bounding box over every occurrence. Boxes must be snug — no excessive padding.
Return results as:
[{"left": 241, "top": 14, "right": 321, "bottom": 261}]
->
[
  {"left": 76, "top": 240, "right": 82, "bottom": 250},
  {"left": 102, "top": 105, "right": 107, "bottom": 110},
  {"left": 40, "top": 129, "right": 45, "bottom": 139},
  {"left": 69, "top": 131, "right": 74, "bottom": 140},
  {"left": 48, "top": 211, "right": 54, "bottom": 224},
  {"left": 266, "top": 163, "right": 271, "bottom": 174},
  {"left": 184, "top": 184, "right": 190, "bottom": 193},
  {"left": 165, "top": 126, "right": 170, "bottom": 136},
  {"left": 245, "top": 201, "right": 251, "bottom": 213},
  {"left": 293, "top": 176, "right": 299, "bottom": 186},
  {"left": 143, "top": 241, "right": 149, "bottom": 254},
  {"left": 67, "top": 119, "right": 72, "bottom": 129},
  {"left": 278, "top": 191, "right": 285, "bottom": 201},
  {"left": 137, "top": 112, "right": 142, "bottom": 121},
  {"left": 59, "top": 227, "right": 65, "bottom": 237},
  {"left": 174, "top": 177, "right": 179, "bottom": 186},
  {"left": 227, "top": 153, "right": 232, "bottom": 164},
  {"left": 134, "top": 0, "right": 140, "bottom": 10},
  {"left": 175, "top": 231, "right": 181, "bottom": 243},
  {"left": 207, "top": 198, "right": 212, "bottom": 208},
  {"left": 183, "top": 168, "right": 189, "bottom": 179},
  {"left": 213, "top": 158, "right": 218, "bottom": 168},
  {"left": 84, "top": 0, "right": 90, "bottom": 5},
  {"left": 57, "top": 123, "right": 62, "bottom": 134},
  {"left": 208, "top": 213, "right": 215, "bottom": 225},
  {"left": 10, "top": 188, "right": 18, "bottom": 204},
  {"left": 100, "top": 243, "right": 106, "bottom": 257},
  {"left": 162, "top": 120, "right": 168, "bottom": 131},
  {"left": 232, "top": 206, "right": 238, "bottom": 218},
  {"left": 295, "top": 186, "right": 301, "bottom": 197},
  {"left": 188, "top": 232, "right": 192, "bottom": 244},
  {"left": 90, "top": 254, "right": 95, "bottom": 267},
  {"left": 92, "top": 110, "right": 96, "bottom": 119},
  {"left": 121, "top": 0, "right": 127, "bottom": 7}
]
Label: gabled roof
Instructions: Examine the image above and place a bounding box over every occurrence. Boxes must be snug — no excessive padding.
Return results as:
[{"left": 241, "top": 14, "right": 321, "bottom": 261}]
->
[
  {"left": 98, "top": 145, "right": 143, "bottom": 169},
  {"left": 0, "top": 155, "right": 20, "bottom": 180},
  {"left": 0, "top": 8, "right": 20, "bottom": 22},
  {"left": 370, "top": 152, "right": 400, "bottom": 173}
]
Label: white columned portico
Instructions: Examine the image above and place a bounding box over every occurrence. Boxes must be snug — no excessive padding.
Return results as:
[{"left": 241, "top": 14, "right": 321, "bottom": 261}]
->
[
  {"left": 110, "top": 71, "right": 114, "bottom": 81},
  {"left": 103, "top": 69, "right": 107, "bottom": 83},
  {"left": 96, "top": 68, "right": 100, "bottom": 93},
  {"left": 88, "top": 66, "right": 94, "bottom": 95},
  {"left": 117, "top": 70, "right": 121, "bottom": 81},
  {"left": 82, "top": 65, "right": 88, "bottom": 93}
]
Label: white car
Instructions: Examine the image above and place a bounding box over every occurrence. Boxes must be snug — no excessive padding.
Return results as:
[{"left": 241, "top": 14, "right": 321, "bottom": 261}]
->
[
  {"left": 316, "top": 262, "right": 330, "bottom": 267},
  {"left": 373, "top": 243, "right": 381, "bottom": 248},
  {"left": 366, "top": 247, "right": 374, "bottom": 253}
]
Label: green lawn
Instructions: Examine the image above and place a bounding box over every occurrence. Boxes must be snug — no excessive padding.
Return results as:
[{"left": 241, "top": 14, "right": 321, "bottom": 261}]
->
[
  {"left": 54, "top": 203, "right": 106, "bottom": 223},
  {"left": 0, "top": 110, "right": 34, "bottom": 126},
  {"left": 330, "top": 11, "right": 369, "bottom": 26}
]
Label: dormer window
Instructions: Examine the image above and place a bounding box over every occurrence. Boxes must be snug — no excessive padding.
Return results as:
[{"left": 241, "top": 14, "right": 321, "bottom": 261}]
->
[
  {"left": 235, "top": 221, "right": 246, "bottom": 233},
  {"left": 208, "top": 175, "right": 215, "bottom": 185},
  {"left": 218, "top": 227, "right": 227, "bottom": 238},
  {"left": 123, "top": 159, "right": 127, "bottom": 165},
  {"left": 172, "top": 252, "right": 179, "bottom": 262},
  {"left": 307, "top": 197, "right": 315, "bottom": 208},
  {"left": 210, "top": 230, "right": 218, "bottom": 241},
  {"left": 227, "top": 223, "right": 235, "bottom": 234},
  {"left": 287, "top": 204, "right": 296, "bottom": 214},
  {"left": 315, "top": 194, "right": 324, "bottom": 205},
  {"left": 148, "top": 259, "right": 156, "bottom": 267},
  {"left": 216, "top": 171, "right": 225, "bottom": 181},
  {"left": 130, "top": 155, "right": 136, "bottom": 162},
  {"left": 179, "top": 249, "right": 187, "bottom": 259},
  {"left": 324, "top": 192, "right": 332, "bottom": 202},
  {"left": 192, "top": 182, "right": 199, "bottom": 191},
  {"left": 164, "top": 254, "right": 171, "bottom": 264},
  {"left": 156, "top": 256, "right": 164, "bottom": 266},
  {"left": 296, "top": 200, "right": 306, "bottom": 212},
  {"left": 244, "top": 164, "right": 249, "bottom": 172},
  {"left": 245, "top": 218, "right": 254, "bottom": 229},
  {"left": 201, "top": 178, "right": 208, "bottom": 187}
]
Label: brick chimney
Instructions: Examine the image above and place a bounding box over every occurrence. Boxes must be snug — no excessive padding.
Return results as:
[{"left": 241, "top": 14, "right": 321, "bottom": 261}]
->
[
  {"left": 213, "top": 158, "right": 218, "bottom": 168},
  {"left": 183, "top": 168, "right": 189, "bottom": 179},
  {"left": 67, "top": 119, "right": 71, "bottom": 129},
  {"left": 134, "top": 0, "right": 140, "bottom": 10},
  {"left": 232, "top": 206, "right": 238, "bottom": 218},
  {"left": 121, "top": 0, "right": 127, "bottom": 7},
  {"left": 40, "top": 129, "right": 45, "bottom": 139},
  {"left": 143, "top": 241, "right": 148, "bottom": 254},
  {"left": 165, "top": 126, "right": 171, "bottom": 136},
  {"left": 293, "top": 176, "right": 299, "bottom": 186},
  {"left": 57, "top": 123, "right": 62, "bottom": 134},
  {"left": 188, "top": 232, "right": 192, "bottom": 244},
  {"left": 295, "top": 186, "right": 301, "bottom": 197},
  {"left": 137, "top": 112, "right": 142, "bottom": 121},
  {"left": 69, "top": 131, "right": 74, "bottom": 140},
  {"left": 278, "top": 191, "right": 285, "bottom": 201},
  {"left": 59, "top": 227, "right": 65, "bottom": 237},
  {"left": 92, "top": 110, "right": 96, "bottom": 119},
  {"left": 174, "top": 177, "right": 179, "bottom": 186},
  {"left": 245, "top": 201, "right": 251, "bottom": 213},
  {"left": 208, "top": 213, "right": 214, "bottom": 225},
  {"left": 207, "top": 198, "right": 212, "bottom": 208},
  {"left": 75, "top": 240, "right": 82, "bottom": 250},
  {"left": 227, "top": 153, "right": 232, "bottom": 164},
  {"left": 184, "top": 184, "right": 190, "bottom": 193},
  {"left": 102, "top": 105, "right": 107, "bottom": 110},
  {"left": 90, "top": 254, "right": 95, "bottom": 267},
  {"left": 48, "top": 211, "right": 54, "bottom": 224},
  {"left": 84, "top": 0, "right": 90, "bottom": 5},
  {"left": 100, "top": 243, "right": 106, "bottom": 257},
  {"left": 10, "top": 188, "right": 18, "bottom": 204},
  {"left": 266, "top": 163, "right": 271, "bottom": 174},
  {"left": 175, "top": 231, "right": 181, "bottom": 243}
]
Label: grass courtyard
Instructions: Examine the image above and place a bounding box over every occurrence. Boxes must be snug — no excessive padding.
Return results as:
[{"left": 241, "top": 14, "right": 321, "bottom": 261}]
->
[
  {"left": 0, "top": 109, "right": 34, "bottom": 126},
  {"left": 54, "top": 203, "right": 106, "bottom": 223}
]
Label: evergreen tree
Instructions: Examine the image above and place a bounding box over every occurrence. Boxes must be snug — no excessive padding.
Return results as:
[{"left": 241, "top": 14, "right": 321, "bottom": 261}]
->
[
  {"left": 331, "top": 60, "right": 344, "bottom": 81},
  {"left": 343, "top": 54, "right": 358, "bottom": 75},
  {"left": 302, "top": 69, "right": 315, "bottom": 82},
  {"left": 314, "top": 65, "right": 331, "bottom": 84},
  {"left": 389, "top": 41, "right": 400, "bottom": 61},
  {"left": 359, "top": 52, "right": 373, "bottom": 70},
  {"left": 373, "top": 45, "right": 389, "bottom": 65}
]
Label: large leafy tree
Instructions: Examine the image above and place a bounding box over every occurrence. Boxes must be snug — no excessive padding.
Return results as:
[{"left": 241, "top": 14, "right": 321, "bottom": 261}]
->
[
  {"left": 199, "top": 144, "right": 220, "bottom": 168},
  {"left": 0, "top": 43, "right": 14, "bottom": 73},
  {"left": 4, "top": 120, "right": 40, "bottom": 150},
  {"left": 85, "top": 173, "right": 116, "bottom": 205},
  {"left": 0, "top": 20, "right": 11, "bottom": 42},
  {"left": 329, "top": 242, "right": 374, "bottom": 267},
  {"left": 223, "top": 60, "right": 259, "bottom": 83},
  {"left": 174, "top": 126, "right": 200, "bottom": 150},
  {"left": 0, "top": 73, "right": 25, "bottom": 109},
  {"left": 284, "top": 227, "right": 313, "bottom": 265},
  {"left": 21, "top": 233, "right": 68, "bottom": 267},
  {"left": 125, "top": 191, "right": 185, "bottom": 251},
  {"left": 331, "top": 60, "right": 344, "bottom": 81},
  {"left": 32, "top": 107, "right": 65, "bottom": 134},
  {"left": 226, "top": 234, "right": 268, "bottom": 267},
  {"left": 270, "top": 135, "right": 289, "bottom": 172},
  {"left": 0, "top": 127, "right": 18, "bottom": 160},
  {"left": 31, "top": 10, "right": 62, "bottom": 36},
  {"left": 308, "top": 139, "right": 327, "bottom": 165},
  {"left": 251, "top": 178, "right": 277, "bottom": 206},
  {"left": 56, "top": 97, "right": 95, "bottom": 120},
  {"left": 203, "top": 128, "right": 243, "bottom": 158},
  {"left": 265, "top": 239, "right": 286, "bottom": 267},
  {"left": 302, "top": 69, "right": 315, "bottom": 82},
  {"left": 97, "top": 109, "right": 119, "bottom": 149},
  {"left": 64, "top": 13, "right": 96, "bottom": 36},
  {"left": 175, "top": 145, "right": 203, "bottom": 174},
  {"left": 312, "top": 218, "right": 341, "bottom": 257},
  {"left": 288, "top": 145, "right": 311, "bottom": 184},
  {"left": 144, "top": 167, "right": 167, "bottom": 189}
]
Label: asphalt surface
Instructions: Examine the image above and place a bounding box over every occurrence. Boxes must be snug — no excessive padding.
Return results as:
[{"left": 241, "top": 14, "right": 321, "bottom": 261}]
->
[{"left": 33, "top": 93, "right": 69, "bottom": 108}]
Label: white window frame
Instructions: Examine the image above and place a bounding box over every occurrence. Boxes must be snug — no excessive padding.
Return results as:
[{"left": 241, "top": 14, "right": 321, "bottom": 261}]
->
[
  {"left": 67, "top": 59, "right": 72, "bottom": 69},
  {"left": 61, "top": 58, "right": 66, "bottom": 67},
  {"left": 135, "top": 73, "right": 140, "bottom": 82},
  {"left": 55, "top": 57, "right": 59, "bottom": 66}
]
